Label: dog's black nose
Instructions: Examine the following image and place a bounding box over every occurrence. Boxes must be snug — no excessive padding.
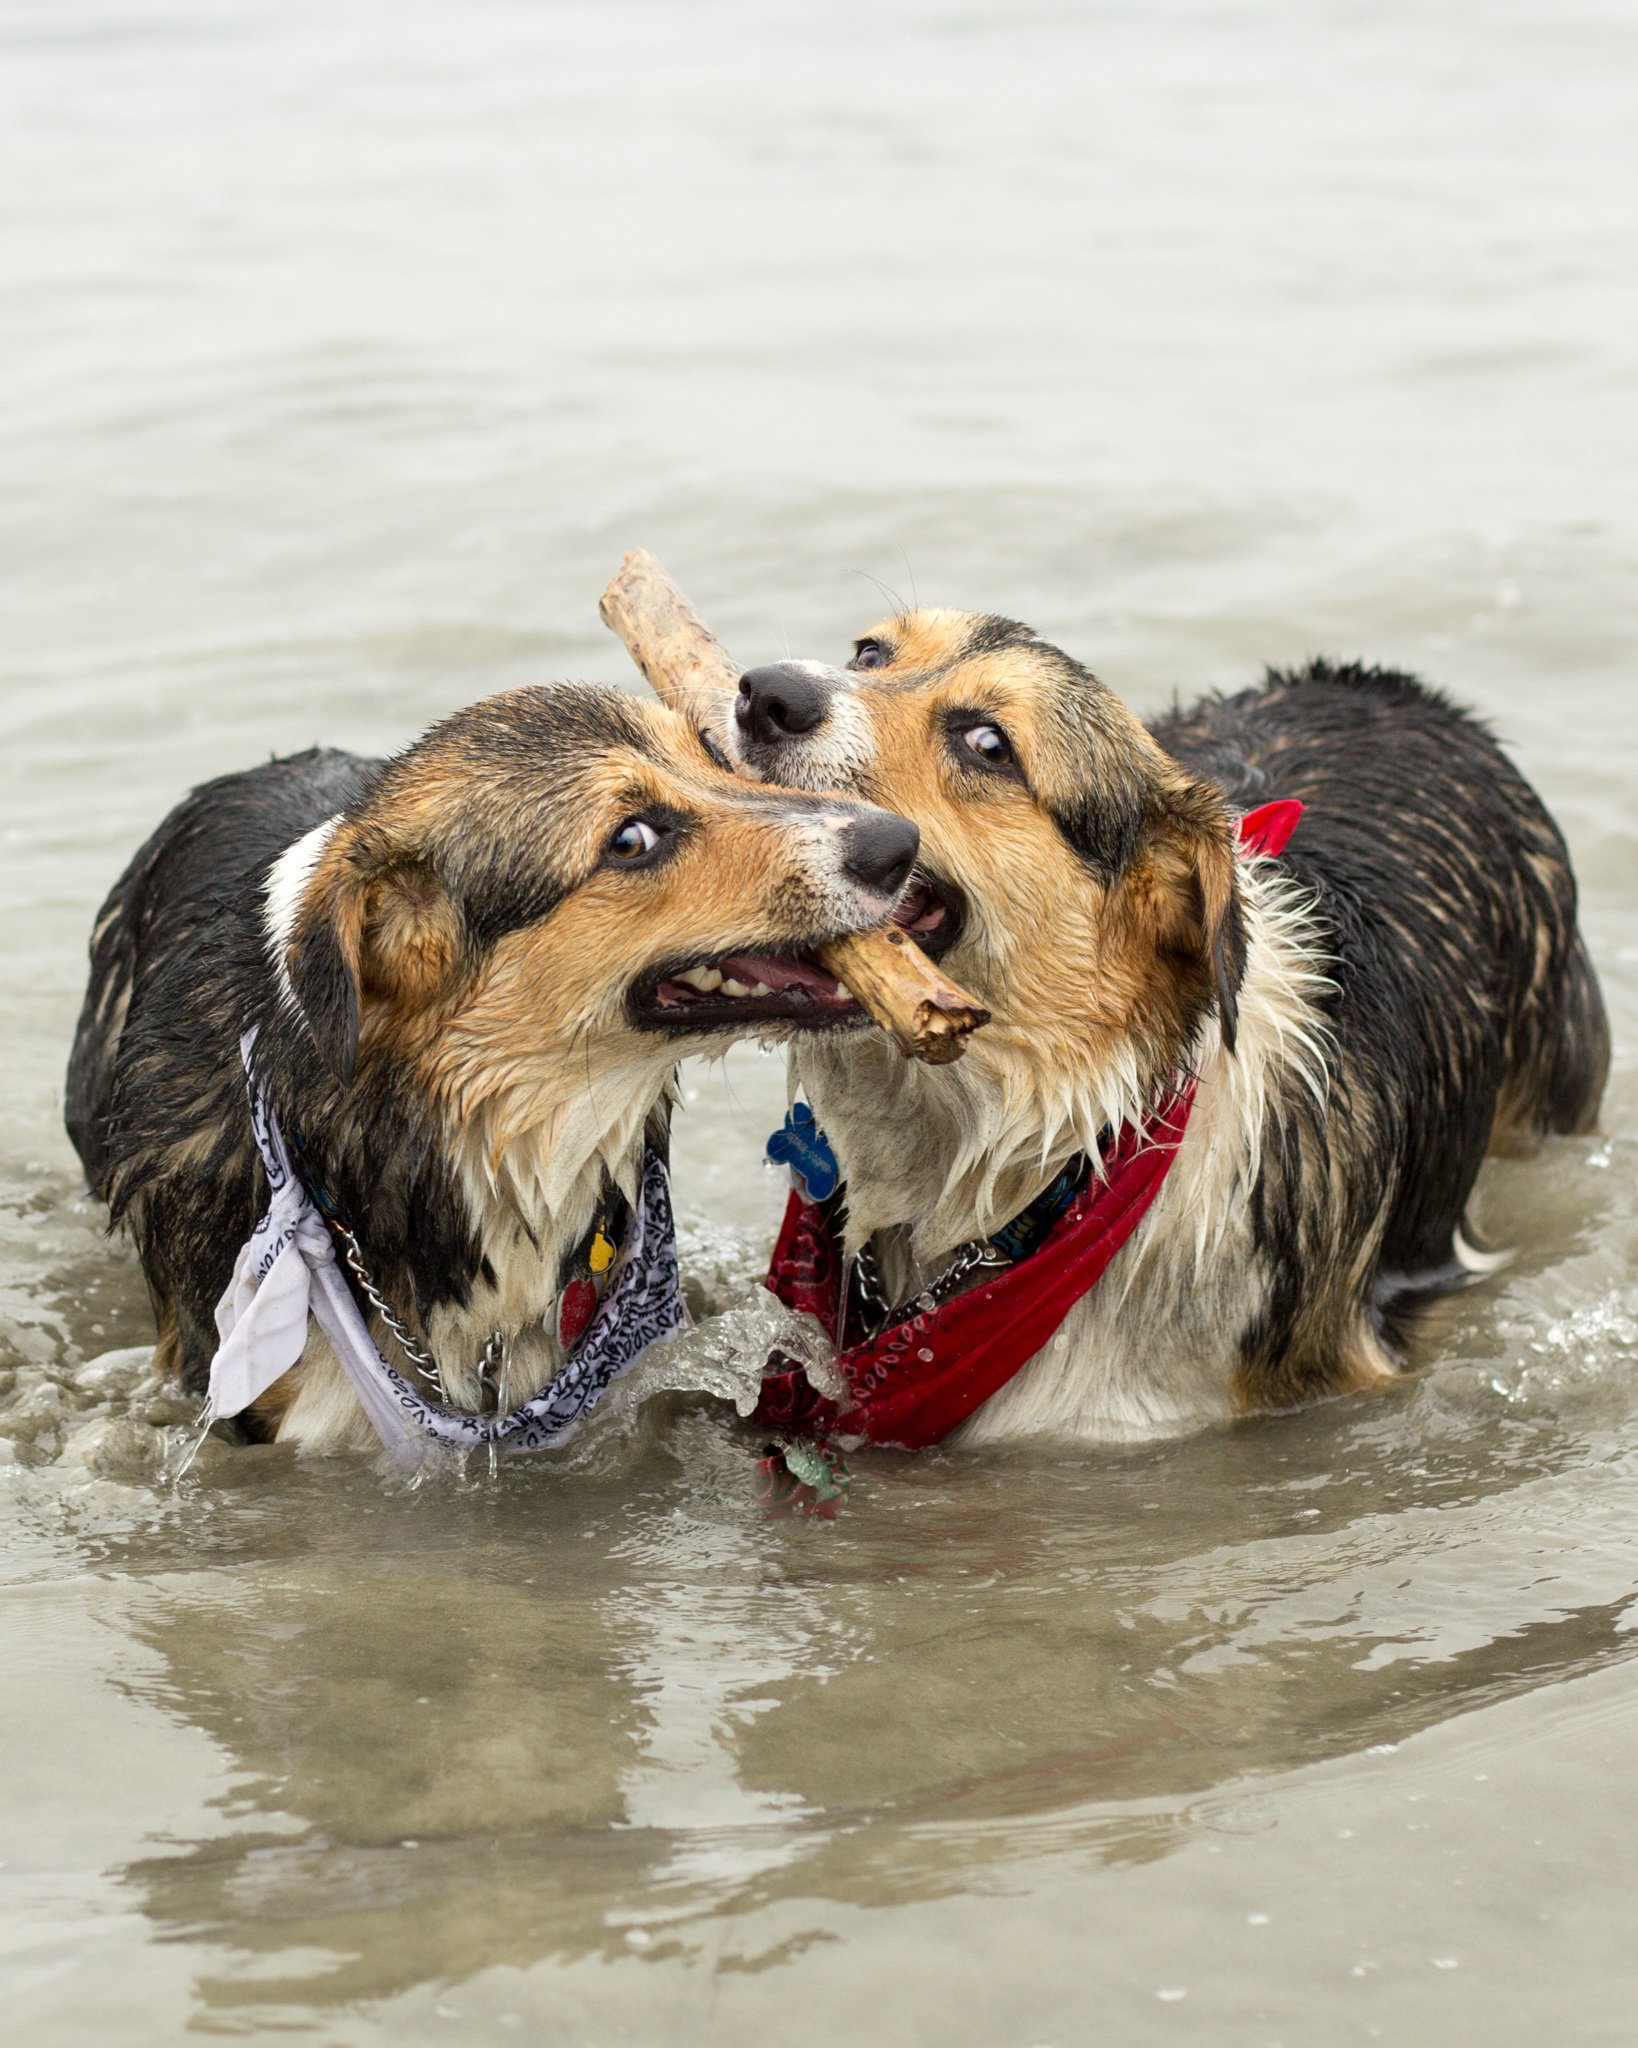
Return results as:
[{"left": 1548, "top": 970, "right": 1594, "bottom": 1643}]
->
[
  {"left": 737, "top": 663, "right": 835, "bottom": 747},
  {"left": 839, "top": 810, "right": 920, "bottom": 900}
]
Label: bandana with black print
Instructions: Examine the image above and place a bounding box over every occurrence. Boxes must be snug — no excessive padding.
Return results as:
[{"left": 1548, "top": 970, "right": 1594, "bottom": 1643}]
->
[{"left": 204, "top": 1032, "right": 684, "bottom": 1464}]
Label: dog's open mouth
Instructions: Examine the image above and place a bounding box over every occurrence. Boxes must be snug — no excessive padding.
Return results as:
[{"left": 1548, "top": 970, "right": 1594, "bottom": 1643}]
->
[
  {"left": 893, "top": 870, "right": 963, "bottom": 959},
  {"left": 633, "top": 949, "right": 864, "bottom": 1034},
  {"left": 632, "top": 875, "right": 964, "bottom": 1035}
]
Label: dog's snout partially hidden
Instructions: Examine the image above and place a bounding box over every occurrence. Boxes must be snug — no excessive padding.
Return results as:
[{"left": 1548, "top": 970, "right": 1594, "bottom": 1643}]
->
[
  {"left": 838, "top": 809, "right": 919, "bottom": 900},
  {"left": 737, "top": 662, "right": 838, "bottom": 746}
]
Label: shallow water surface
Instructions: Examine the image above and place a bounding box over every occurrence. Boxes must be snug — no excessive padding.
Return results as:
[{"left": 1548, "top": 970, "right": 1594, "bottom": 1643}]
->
[{"left": 3, "top": 2, "right": 1637, "bottom": 2042}]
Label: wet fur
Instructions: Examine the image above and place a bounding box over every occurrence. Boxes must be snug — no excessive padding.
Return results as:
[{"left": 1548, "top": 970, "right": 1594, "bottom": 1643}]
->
[
  {"left": 67, "top": 686, "right": 907, "bottom": 1450},
  {"left": 731, "top": 614, "right": 1610, "bottom": 1436}
]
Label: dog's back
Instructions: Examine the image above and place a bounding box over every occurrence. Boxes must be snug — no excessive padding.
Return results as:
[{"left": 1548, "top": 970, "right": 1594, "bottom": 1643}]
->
[
  {"left": 1151, "top": 661, "right": 1607, "bottom": 1366},
  {"left": 67, "top": 748, "right": 380, "bottom": 1372}
]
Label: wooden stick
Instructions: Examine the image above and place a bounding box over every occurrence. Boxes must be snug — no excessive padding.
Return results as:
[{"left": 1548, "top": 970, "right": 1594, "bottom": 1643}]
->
[
  {"left": 598, "top": 550, "right": 739, "bottom": 744},
  {"left": 819, "top": 922, "right": 991, "bottom": 1066},
  {"left": 598, "top": 550, "right": 990, "bottom": 1064}
]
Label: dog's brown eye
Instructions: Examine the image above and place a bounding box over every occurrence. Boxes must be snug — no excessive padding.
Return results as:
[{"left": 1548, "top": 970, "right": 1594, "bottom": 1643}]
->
[
  {"left": 850, "top": 640, "right": 888, "bottom": 672},
  {"left": 962, "top": 723, "right": 1014, "bottom": 769},
  {"left": 607, "top": 818, "right": 662, "bottom": 863}
]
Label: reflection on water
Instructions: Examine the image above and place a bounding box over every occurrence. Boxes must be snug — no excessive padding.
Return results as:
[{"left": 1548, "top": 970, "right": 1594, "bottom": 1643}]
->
[
  {"left": 45, "top": 1121, "right": 1638, "bottom": 2016},
  {"left": 8, "top": 1113, "right": 1637, "bottom": 2040},
  {"left": 4, "top": 0, "right": 1637, "bottom": 2038}
]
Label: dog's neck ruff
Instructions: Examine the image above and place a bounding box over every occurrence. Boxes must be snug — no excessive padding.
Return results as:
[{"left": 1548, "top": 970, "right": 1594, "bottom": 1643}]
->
[
  {"left": 753, "top": 798, "right": 1305, "bottom": 1449},
  {"left": 202, "top": 1033, "right": 683, "bottom": 1464},
  {"left": 754, "top": 1085, "right": 1196, "bottom": 1449}
]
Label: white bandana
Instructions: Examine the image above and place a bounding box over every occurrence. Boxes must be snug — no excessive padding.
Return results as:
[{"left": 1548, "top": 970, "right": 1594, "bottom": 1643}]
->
[{"left": 205, "top": 1033, "right": 684, "bottom": 1464}]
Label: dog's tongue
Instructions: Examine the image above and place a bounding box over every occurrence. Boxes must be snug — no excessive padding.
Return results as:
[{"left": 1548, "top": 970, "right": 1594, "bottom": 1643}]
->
[{"left": 717, "top": 952, "right": 846, "bottom": 999}]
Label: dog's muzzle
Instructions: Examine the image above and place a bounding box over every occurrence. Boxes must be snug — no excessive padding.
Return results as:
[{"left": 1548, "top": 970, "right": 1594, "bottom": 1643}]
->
[{"left": 736, "top": 661, "right": 847, "bottom": 753}]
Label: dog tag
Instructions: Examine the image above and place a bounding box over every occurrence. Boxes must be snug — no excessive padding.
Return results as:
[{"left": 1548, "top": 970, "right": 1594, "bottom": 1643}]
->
[
  {"left": 559, "top": 1277, "right": 599, "bottom": 1351},
  {"left": 766, "top": 1101, "right": 841, "bottom": 1203}
]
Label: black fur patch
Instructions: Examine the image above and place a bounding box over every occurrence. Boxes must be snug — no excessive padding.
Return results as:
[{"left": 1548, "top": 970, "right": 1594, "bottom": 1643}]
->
[
  {"left": 960, "top": 614, "right": 1038, "bottom": 659},
  {"left": 1030, "top": 648, "right": 1157, "bottom": 882},
  {"left": 286, "top": 912, "right": 362, "bottom": 1083},
  {"left": 1152, "top": 657, "right": 1608, "bottom": 1400},
  {"left": 66, "top": 748, "right": 386, "bottom": 1389},
  {"left": 1046, "top": 776, "right": 1152, "bottom": 883}
]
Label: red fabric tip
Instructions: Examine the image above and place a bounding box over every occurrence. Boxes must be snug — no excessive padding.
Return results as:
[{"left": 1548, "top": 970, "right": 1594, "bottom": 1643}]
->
[{"left": 1237, "top": 799, "right": 1304, "bottom": 857}]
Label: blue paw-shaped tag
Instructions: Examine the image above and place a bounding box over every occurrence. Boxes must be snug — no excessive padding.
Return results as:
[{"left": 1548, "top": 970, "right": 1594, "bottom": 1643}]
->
[{"left": 766, "top": 1101, "right": 841, "bottom": 1203}]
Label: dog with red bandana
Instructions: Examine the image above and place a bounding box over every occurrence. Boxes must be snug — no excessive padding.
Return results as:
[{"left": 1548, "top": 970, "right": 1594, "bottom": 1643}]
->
[{"left": 731, "top": 611, "right": 1608, "bottom": 1443}]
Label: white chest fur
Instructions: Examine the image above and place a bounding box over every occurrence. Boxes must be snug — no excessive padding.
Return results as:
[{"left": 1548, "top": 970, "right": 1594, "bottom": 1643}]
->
[{"left": 798, "top": 860, "right": 1332, "bottom": 1443}]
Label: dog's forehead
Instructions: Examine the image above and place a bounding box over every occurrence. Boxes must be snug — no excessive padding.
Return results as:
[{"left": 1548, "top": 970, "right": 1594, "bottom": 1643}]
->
[
  {"left": 423, "top": 688, "right": 861, "bottom": 847},
  {"left": 392, "top": 685, "right": 728, "bottom": 813},
  {"left": 849, "top": 610, "right": 1113, "bottom": 738},
  {"left": 854, "top": 608, "right": 1040, "bottom": 680}
]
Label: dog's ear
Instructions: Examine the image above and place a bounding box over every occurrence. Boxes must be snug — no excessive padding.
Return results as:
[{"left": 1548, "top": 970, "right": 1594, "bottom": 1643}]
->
[
  {"left": 285, "top": 871, "right": 365, "bottom": 1084},
  {"left": 285, "top": 835, "right": 462, "bottom": 1084},
  {"left": 1146, "top": 775, "right": 1247, "bottom": 1056},
  {"left": 355, "top": 854, "right": 464, "bottom": 1010}
]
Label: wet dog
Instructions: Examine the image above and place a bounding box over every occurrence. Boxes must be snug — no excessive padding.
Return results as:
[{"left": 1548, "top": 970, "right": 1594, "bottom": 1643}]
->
[
  {"left": 731, "top": 612, "right": 1609, "bottom": 1439},
  {"left": 67, "top": 684, "right": 919, "bottom": 1453}
]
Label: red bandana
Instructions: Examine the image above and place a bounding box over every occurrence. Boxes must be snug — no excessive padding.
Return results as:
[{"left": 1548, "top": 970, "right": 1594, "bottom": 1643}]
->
[{"left": 751, "top": 798, "right": 1303, "bottom": 1450}]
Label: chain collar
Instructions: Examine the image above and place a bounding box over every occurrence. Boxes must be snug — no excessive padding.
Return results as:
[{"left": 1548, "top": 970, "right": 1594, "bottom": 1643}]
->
[
  {"left": 284, "top": 1116, "right": 623, "bottom": 1412},
  {"left": 332, "top": 1221, "right": 505, "bottom": 1406},
  {"left": 850, "top": 1235, "right": 1008, "bottom": 1340},
  {"left": 281, "top": 1120, "right": 506, "bottom": 1406},
  {"left": 847, "top": 1147, "right": 1099, "bottom": 1342}
]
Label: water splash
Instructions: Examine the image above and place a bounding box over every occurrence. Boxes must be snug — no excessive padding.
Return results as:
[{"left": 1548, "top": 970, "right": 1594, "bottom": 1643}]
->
[{"left": 604, "top": 1285, "right": 843, "bottom": 1422}]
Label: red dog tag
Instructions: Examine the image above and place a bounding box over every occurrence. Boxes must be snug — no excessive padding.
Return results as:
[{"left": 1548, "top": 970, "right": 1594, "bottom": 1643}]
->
[{"left": 558, "top": 1277, "right": 598, "bottom": 1351}]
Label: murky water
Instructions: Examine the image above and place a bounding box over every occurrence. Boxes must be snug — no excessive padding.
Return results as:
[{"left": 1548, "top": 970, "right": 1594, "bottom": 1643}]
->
[{"left": 4, "top": 2, "right": 1636, "bottom": 2041}]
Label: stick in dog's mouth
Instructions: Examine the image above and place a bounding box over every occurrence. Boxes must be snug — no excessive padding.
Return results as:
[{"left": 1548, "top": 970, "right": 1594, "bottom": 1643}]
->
[
  {"left": 601, "top": 549, "right": 988, "bottom": 1063},
  {"left": 632, "top": 873, "right": 966, "bottom": 1032}
]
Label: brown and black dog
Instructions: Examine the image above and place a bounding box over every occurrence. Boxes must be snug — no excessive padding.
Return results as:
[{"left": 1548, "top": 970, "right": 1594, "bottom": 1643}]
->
[
  {"left": 729, "top": 610, "right": 1609, "bottom": 1438},
  {"left": 67, "top": 684, "right": 920, "bottom": 1451}
]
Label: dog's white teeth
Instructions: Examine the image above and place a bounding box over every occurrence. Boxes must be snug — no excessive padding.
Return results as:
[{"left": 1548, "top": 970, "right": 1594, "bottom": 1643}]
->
[
  {"left": 834, "top": 980, "right": 851, "bottom": 1000},
  {"left": 670, "top": 966, "right": 777, "bottom": 1001}
]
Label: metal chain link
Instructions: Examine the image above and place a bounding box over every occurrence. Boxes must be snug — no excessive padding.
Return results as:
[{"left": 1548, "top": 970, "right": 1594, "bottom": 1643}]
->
[
  {"left": 851, "top": 1234, "right": 1010, "bottom": 1339},
  {"left": 850, "top": 1239, "right": 894, "bottom": 1332},
  {"left": 335, "top": 1221, "right": 505, "bottom": 1405}
]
